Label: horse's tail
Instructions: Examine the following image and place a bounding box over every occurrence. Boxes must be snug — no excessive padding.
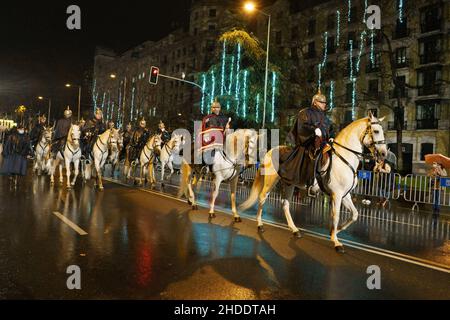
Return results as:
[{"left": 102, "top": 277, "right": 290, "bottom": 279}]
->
[
  {"left": 238, "top": 167, "right": 264, "bottom": 212},
  {"left": 177, "top": 160, "right": 191, "bottom": 199}
]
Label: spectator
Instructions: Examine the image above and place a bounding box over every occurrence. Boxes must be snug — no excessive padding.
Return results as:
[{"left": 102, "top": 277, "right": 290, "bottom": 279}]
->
[
  {"left": 428, "top": 162, "right": 447, "bottom": 213},
  {"left": 374, "top": 159, "right": 392, "bottom": 207}
]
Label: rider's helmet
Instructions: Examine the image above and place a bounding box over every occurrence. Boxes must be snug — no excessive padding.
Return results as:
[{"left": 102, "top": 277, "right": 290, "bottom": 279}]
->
[
  {"left": 311, "top": 88, "right": 327, "bottom": 110},
  {"left": 158, "top": 120, "right": 165, "bottom": 130},
  {"left": 39, "top": 114, "right": 46, "bottom": 123},
  {"left": 64, "top": 106, "right": 72, "bottom": 118},
  {"left": 79, "top": 117, "right": 86, "bottom": 127}
]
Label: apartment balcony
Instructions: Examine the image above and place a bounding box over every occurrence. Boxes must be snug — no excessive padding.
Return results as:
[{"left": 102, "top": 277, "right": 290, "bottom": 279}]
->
[
  {"left": 389, "top": 88, "right": 409, "bottom": 99},
  {"left": 419, "top": 52, "right": 442, "bottom": 65},
  {"left": 418, "top": 84, "right": 442, "bottom": 96},
  {"left": 416, "top": 119, "right": 438, "bottom": 130}
]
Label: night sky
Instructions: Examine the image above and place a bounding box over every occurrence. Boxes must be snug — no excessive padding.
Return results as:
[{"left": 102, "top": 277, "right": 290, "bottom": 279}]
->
[{"left": 0, "top": 0, "right": 275, "bottom": 117}]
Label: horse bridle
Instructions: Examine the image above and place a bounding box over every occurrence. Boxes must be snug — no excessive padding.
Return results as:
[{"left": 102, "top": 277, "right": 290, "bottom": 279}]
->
[{"left": 332, "top": 119, "right": 385, "bottom": 160}]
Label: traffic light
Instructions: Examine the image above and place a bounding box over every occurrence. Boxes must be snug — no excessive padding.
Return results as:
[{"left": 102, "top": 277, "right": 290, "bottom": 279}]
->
[{"left": 149, "top": 66, "right": 159, "bottom": 85}]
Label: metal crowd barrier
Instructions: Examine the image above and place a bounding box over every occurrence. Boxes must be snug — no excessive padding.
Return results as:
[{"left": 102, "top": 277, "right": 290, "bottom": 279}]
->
[
  {"left": 353, "top": 171, "right": 403, "bottom": 200},
  {"left": 403, "top": 174, "right": 450, "bottom": 211}
]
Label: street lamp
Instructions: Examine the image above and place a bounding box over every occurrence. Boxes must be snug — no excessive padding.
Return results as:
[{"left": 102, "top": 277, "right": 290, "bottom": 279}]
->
[
  {"left": 65, "top": 83, "right": 82, "bottom": 121},
  {"left": 244, "top": 1, "right": 271, "bottom": 129},
  {"left": 110, "top": 74, "right": 116, "bottom": 79},
  {"left": 37, "top": 96, "right": 52, "bottom": 126}
]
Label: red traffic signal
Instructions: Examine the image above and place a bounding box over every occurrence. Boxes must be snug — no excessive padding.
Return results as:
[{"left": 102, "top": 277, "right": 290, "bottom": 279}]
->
[{"left": 149, "top": 66, "right": 159, "bottom": 85}]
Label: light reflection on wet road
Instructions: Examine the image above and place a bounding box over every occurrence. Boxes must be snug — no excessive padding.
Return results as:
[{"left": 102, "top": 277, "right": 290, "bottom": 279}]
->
[{"left": 0, "top": 169, "right": 449, "bottom": 299}]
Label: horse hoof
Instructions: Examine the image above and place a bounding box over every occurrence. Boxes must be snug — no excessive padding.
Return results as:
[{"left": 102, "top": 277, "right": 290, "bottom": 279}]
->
[
  {"left": 192, "top": 205, "right": 198, "bottom": 210},
  {"left": 335, "top": 245, "right": 345, "bottom": 253},
  {"left": 292, "top": 231, "right": 302, "bottom": 238},
  {"left": 209, "top": 213, "right": 216, "bottom": 219},
  {"left": 257, "top": 225, "right": 265, "bottom": 233},
  {"left": 234, "top": 217, "right": 242, "bottom": 223},
  {"left": 187, "top": 200, "right": 192, "bottom": 205}
]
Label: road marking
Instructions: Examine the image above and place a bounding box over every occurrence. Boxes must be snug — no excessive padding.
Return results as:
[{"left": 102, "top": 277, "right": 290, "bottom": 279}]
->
[
  {"left": 52, "top": 211, "right": 88, "bottom": 236},
  {"left": 103, "top": 178, "right": 450, "bottom": 274}
]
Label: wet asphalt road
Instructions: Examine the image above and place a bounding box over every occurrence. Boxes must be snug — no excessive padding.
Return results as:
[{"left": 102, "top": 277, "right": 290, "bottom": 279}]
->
[{"left": 0, "top": 171, "right": 449, "bottom": 299}]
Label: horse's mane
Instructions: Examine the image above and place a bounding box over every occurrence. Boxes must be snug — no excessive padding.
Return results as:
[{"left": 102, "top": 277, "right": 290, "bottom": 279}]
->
[{"left": 335, "top": 117, "right": 369, "bottom": 141}]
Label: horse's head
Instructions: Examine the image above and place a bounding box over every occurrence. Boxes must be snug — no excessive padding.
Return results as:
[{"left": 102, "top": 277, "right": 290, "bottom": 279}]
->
[
  {"left": 245, "top": 129, "right": 258, "bottom": 166},
  {"left": 43, "top": 127, "right": 52, "bottom": 142},
  {"left": 362, "top": 112, "right": 388, "bottom": 160},
  {"left": 169, "top": 134, "right": 183, "bottom": 151},
  {"left": 69, "top": 125, "right": 81, "bottom": 148},
  {"left": 150, "top": 134, "right": 162, "bottom": 150}
]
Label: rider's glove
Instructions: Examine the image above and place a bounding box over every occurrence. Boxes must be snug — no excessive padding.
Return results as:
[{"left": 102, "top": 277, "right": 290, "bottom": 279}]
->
[{"left": 315, "top": 128, "right": 322, "bottom": 137}]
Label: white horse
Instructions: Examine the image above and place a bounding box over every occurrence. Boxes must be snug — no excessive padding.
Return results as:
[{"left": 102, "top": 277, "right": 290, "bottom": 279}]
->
[
  {"left": 159, "top": 134, "right": 183, "bottom": 181},
  {"left": 138, "top": 134, "right": 162, "bottom": 186},
  {"left": 106, "top": 129, "right": 122, "bottom": 178},
  {"left": 239, "top": 113, "right": 387, "bottom": 252},
  {"left": 179, "top": 129, "right": 258, "bottom": 222},
  {"left": 50, "top": 124, "right": 82, "bottom": 189},
  {"left": 88, "top": 128, "right": 121, "bottom": 190},
  {"left": 33, "top": 127, "right": 52, "bottom": 175}
]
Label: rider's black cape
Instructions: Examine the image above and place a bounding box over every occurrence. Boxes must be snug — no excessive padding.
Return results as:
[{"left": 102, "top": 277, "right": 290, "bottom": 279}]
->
[{"left": 278, "top": 107, "right": 335, "bottom": 186}]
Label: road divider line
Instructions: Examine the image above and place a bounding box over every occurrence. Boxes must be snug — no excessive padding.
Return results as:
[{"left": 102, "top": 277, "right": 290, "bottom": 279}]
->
[
  {"left": 103, "top": 178, "right": 450, "bottom": 274},
  {"left": 52, "top": 211, "right": 88, "bottom": 236}
]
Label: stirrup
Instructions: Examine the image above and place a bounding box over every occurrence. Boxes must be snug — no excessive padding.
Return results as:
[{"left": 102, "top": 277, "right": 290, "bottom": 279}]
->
[{"left": 307, "top": 185, "right": 318, "bottom": 198}]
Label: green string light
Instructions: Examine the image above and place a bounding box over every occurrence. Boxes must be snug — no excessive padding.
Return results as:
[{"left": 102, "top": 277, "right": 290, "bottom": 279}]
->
[
  {"left": 220, "top": 40, "right": 226, "bottom": 96},
  {"left": 242, "top": 70, "right": 248, "bottom": 118},
  {"left": 271, "top": 71, "right": 277, "bottom": 123},
  {"left": 201, "top": 74, "right": 206, "bottom": 114},
  {"left": 255, "top": 93, "right": 260, "bottom": 123}
]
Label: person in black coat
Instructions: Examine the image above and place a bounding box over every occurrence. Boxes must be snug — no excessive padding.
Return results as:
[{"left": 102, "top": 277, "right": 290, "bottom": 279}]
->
[
  {"left": 1, "top": 125, "right": 31, "bottom": 186},
  {"left": 82, "top": 108, "right": 107, "bottom": 157},
  {"left": 52, "top": 107, "right": 73, "bottom": 157},
  {"left": 120, "top": 123, "right": 133, "bottom": 161},
  {"left": 157, "top": 120, "right": 171, "bottom": 146},
  {"left": 279, "top": 89, "right": 335, "bottom": 187},
  {"left": 29, "top": 115, "right": 47, "bottom": 150}
]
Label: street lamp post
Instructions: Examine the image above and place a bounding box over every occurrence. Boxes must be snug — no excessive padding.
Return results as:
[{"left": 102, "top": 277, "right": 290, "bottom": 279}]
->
[
  {"left": 244, "top": 2, "right": 271, "bottom": 129},
  {"left": 66, "top": 83, "right": 82, "bottom": 121}
]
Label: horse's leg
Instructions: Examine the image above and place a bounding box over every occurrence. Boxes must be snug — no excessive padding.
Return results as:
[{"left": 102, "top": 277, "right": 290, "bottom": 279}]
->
[
  {"left": 71, "top": 158, "right": 79, "bottom": 186},
  {"left": 161, "top": 161, "right": 165, "bottom": 181},
  {"left": 209, "top": 176, "right": 222, "bottom": 219},
  {"left": 187, "top": 169, "right": 197, "bottom": 210},
  {"left": 282, "top": 184, "right": 301, "bottom": 237},
  {"left": 50, "top": 158, "right": 56, "bottom": 185},
  {"left": 256, "top": 174, "right": 279, "bottom": 232},
  {"left": 59, "top": 158, "right": 64, "bottom": 185},
  {"left": 330, "top": 192, "right": 345, "bottom": 253},
  {"left": 65, "top": 158, "right": 71, "bottom": 189},
  {"left": 338, "top": 193, "right": 359, "bottom": 234},
  {"left": 167, "top": 160, "right": 174, "bottom": 179},
  {"left": 96, "top": 159, "right": 104, "bottom": 191},
  {"left": 138, "top": 161, "right": 145, "bottom": 187},
  {"left": 230, "top": 174, "right": 241, "bottom": 222}
]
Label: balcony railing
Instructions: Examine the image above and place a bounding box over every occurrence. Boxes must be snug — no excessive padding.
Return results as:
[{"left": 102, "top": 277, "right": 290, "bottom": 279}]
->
[
  {"left": 416, "top": 119, "right": 438, "bottom": 129},
  {"left": 419, "top": 52, "right": 441, "bottom": 64},
  {"left": 418, "top": 84, "right": 442, "bottom": 96}
]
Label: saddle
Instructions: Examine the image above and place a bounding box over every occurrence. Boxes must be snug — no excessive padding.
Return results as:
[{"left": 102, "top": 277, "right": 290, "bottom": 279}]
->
[{"left": 314, "top": 143, "right": 333, "bottom": 194}]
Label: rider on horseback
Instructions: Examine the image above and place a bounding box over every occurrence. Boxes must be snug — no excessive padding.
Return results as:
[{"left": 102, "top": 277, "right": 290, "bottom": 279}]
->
[
  {"left": 29, "top": 114, "right": 47, "bottom": 150},
  {"left": 157, "top": 120, "right": 171, "bottom": 146},
  {"left": 82, "top": 108, "right": 107, "bottom": 158},
  {"left": 120, "top": 123, "right": 133, "bottom": 161},
  {"left": 51, "top": 106, "right": 73, "bottom": 158},
  {"left": 279, "top": 89, "right": 335, "bottom": 187},
  {"left": 199, "top": 100, "right": 231, "bottom": 165},
  {"left": 128, "top": 118, "right": 149, "bottom": 161}
]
